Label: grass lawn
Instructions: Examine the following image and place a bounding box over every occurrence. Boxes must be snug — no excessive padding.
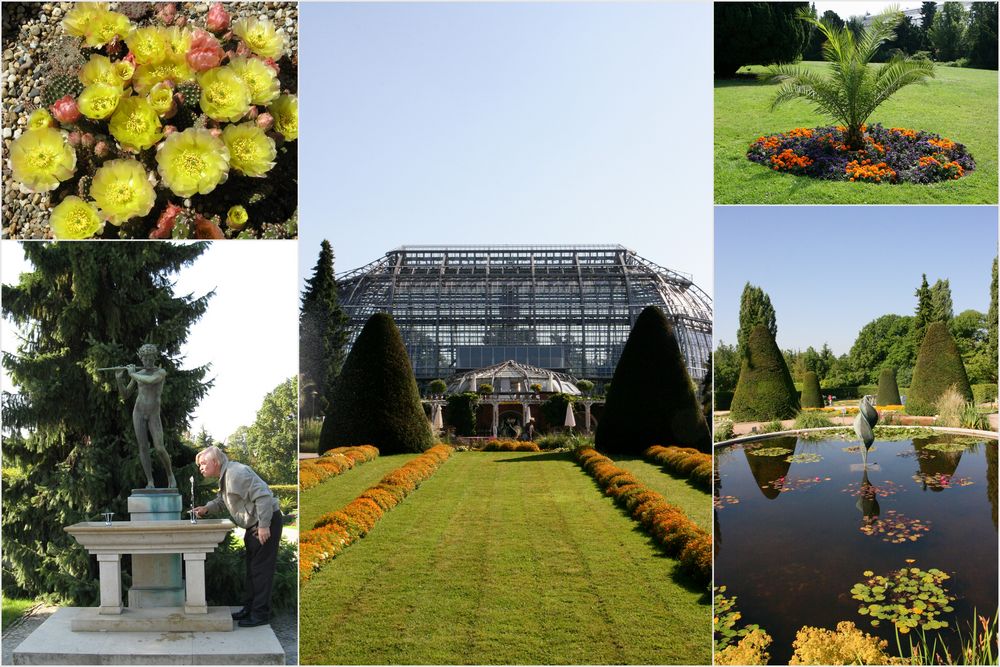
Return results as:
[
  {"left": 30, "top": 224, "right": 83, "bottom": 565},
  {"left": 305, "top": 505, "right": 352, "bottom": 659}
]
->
[
  {"left": 299, "top": 453, "right": 418, "bottom": 530},
  {"left": 2, "top": 596, "right": 36, "bottom": 630},
  {"left": 715, "top": 62, "right": 998, "bottom": 204},
  {"left": 300, "top": 450, "right": 710, "bottom": 665},
  {"left": 611, "top": 457, "right": 712, "bottom": 532}
]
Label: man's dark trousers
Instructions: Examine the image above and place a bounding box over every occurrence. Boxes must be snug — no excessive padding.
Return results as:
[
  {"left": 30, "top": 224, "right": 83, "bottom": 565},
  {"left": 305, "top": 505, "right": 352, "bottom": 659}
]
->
[{"left": 243, "top": 509, "right": 283, "bottom": 619}]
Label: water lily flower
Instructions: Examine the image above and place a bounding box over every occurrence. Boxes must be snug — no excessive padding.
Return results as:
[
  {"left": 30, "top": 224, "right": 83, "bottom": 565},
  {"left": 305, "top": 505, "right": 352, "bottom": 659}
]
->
[
  {"left": 232, "top": 17, "right": 287, "bottom": 59},
  {"left": 8, "top": 127, "right": 77, "bottom": 192},
  {"left": 226, "top": 204, "right": 248, "bottom": 229},
  {"left": 109, "top": 96, "right": 163, "bottom": 151},
  {"left": 49, "top": 196, "right": 103, "bottom": 239},
  {"left": 84, "top": 9, "right": 132, "bottom": 49},
  {"left": 90, "top": 158, "right": 157, "bottom": 225},
  {"left": 127, "top": 26, "right": 169, "bottom": 66},
  {"left": 27, "top": 109, "right": 55, "bottom": 130},
  {"left": 80, "top": 55, "right": 122, "bottom": 88},
  {"left": 50, "top": 95, "right": 82, "bottom": 124},
  {"left": 206, "top": 3, "right": 231, "bottom": 33},
  {"left": 186, "top": 28, "right": 224, "bottom": 72},
  {"left": 77, "top": 83, "right": 123, "bottom": 120},
  {"left": 147, "top": 82, "right": 177, "bottom": 118},
  {"left": 268, "top": 94, "right": 297, "bottom": 141},
  {"left": 155, "top": 127, "right": 231, "bottom": 197},
  {"left": 222, "top": 122, "right": 276, "bottom": 176},
  {"left": 198, "top": 67, "right": 252, "bottom": 122},
  {"left": 228, "top": 56, "right": 280, "bottom": 105}
]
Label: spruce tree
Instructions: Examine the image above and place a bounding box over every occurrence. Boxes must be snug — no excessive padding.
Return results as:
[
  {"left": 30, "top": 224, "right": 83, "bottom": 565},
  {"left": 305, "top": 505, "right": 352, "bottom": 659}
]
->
[
  {"left": 929, "top": 278, "right": 953, "bottom": 323},
  {"left": 988, "top": 257, "right": 998, "bottom": 383},
  {"left": 800, "top": 371, "right": 823, "bottom": 408},
  {"left": 1, "top": 243, "right": 211, "bottom": 604},
  {"left": 737, "top": 282, "right": 777, "bottom": 358},
  {"left": 730, "top": 324, "right": 800, "bottom": 421},
  {"left": 912, "top": 274, "right": 933, "bottom": 349},
  {"left": 594, "top": 306, "right": 711, "bottom": 455},
  {"left": 907, "top": 321, "right": 973, "bottom": 416},
  {"left": 318, "top": 313, "right": 434, "bottom": 455},
  {"left": 876, "top": 368, "right": 902, "bottom": 405},
  {"left": 299, "top": 240, "right": 349, "bottom": 420}
]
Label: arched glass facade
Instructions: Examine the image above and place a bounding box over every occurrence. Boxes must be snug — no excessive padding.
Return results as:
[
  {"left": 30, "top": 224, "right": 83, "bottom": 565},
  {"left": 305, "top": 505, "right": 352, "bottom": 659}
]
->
[{"left": 337, "top": 245, "right": 712, "bottom": 385}]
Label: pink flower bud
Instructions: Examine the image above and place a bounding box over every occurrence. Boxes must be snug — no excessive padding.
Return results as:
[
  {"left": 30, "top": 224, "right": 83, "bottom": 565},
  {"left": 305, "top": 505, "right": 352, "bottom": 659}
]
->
[
  {"left": 206, "top": 3, "right": 231, "bottom": 33},
  {"left": 50, "top": 95, "right": 81, "bottom": 124},
  {"left": 245, "top": 106, "right": 259, "bottom": 121},
  {"left": 81, "top": 133, "right": 96, "bottom": 149},
  {"left": 262, "top": 58, "right": 280, "bottom": 74},
  {"left": 94, "top": 141, "right": 110, "bottom": 159},
  {"left": 67, "top": 130, "right": 82, "bottom": 147},
  {"left": 255, "top": 112, "right": 273, "bottom": 132},
  {"left": 222, "top": 30, "right": 234, "bottom": 42},
  {"left": 156, "top": 2, "right": 177, "bottom": 24},
  {"left": 209, "top": 128, "right": 223, "bottom": 139},
  {"left": 236, "top": 41, "right": 252, "bottom": 58},
  {"left": 123, "top": 52, "right": 137, "bottom": 66},
  {"left": 186, "top": 29, "right": 224, "bottom": 72}
]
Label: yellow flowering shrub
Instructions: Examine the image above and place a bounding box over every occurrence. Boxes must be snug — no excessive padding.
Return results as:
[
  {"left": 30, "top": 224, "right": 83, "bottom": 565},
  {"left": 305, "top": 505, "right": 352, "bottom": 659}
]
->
[
  {"left": 222, "top": 122, "right": 276, "bottom": 177},
  {"left": 133, "top": 57, "right": 195, "bottom": 95},
  {"left": 269, "top": 94, "right": 298, "bottom": 141},
  {"left": 789, "top": 622, "right": 904, "bottom": 665},
  {"left": 90, "top": 159, "right": 156, "bottom": 225},
  {"left": 62, "top": 3, "right": 107, "bottom": 38},
  {"left": 156, "top": 128, "right": 231, "bottom": 197},
  {"left": 9, "top": 127, "right": 77, "bottom": 193},
  {"left": 716, "top": 629, "right": 773, "bottom": 666},
  {"left": 49, "top": 196, "right": 103, "bottom": 239},
  {"left": 198, "top": 67, "right": 252, "bottom": 122}
]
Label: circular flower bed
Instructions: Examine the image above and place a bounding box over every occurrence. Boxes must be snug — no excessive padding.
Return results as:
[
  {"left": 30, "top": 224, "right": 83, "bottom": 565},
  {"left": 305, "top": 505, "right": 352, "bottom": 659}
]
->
[
  {"left": 747, "top": 124, "right": 976, "bottom": 185},
  {"left": 2, "top": 2, "right": 298, "bottom": 239}
]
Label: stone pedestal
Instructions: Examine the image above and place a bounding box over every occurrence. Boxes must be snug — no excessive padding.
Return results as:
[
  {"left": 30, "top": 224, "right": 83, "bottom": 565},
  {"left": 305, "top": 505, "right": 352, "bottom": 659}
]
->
[{"left": 127, "top": 489, "right": 184, "bottom": 608}]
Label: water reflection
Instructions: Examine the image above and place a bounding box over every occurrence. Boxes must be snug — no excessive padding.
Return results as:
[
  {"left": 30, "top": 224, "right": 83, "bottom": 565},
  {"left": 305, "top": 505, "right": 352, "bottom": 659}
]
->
[
  {"left": 856, "top": 468, "right": 881, "bottom": 523},
  {"left": 912, "top": 438, "right": 964, "bottom": 492},
  {"left": 988, "top": 444, "right": 997, "bottom": 530},
  {"left": 744, "top": 436, "right": 797, "bottom": 499}
]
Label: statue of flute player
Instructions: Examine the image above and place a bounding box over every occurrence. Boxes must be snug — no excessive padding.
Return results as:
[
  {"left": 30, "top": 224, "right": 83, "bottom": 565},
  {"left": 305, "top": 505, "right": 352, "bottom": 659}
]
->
[{"left": 104, "top": 344, "right": 177, "bottom": 489}]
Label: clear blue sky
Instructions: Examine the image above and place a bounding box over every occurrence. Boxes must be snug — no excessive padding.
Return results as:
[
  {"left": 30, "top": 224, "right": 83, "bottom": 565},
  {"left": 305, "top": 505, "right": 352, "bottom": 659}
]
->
[
  {"left": 715, "top": 206, "right": 998, "bottom": 356},
  {"left": 298, "top": 2, "right": 713, "bottom": 293}
]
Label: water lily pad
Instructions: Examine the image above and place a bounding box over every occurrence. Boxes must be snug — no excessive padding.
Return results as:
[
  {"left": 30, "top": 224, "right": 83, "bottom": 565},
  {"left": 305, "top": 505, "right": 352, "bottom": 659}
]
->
[
  {"left": 714, "top": 494, "right": 740, "bottom": 510},
  {"left": 850, "top": 563, "right": 955, "bottom": 633},
  {"left": 912, "top": 472, "right": 975, "bottom": 488},
  {"left": 924, "top": 442, "right": 971, "bottom": 453},
  {"left": 747, "top": 446, "right": 793, "bottom": 457},
  {"left": 786, "top": 453, "right": 823, "bottom": 463},
  {"left": 859, "top": 509, "right": 931, "bottom": 543}
]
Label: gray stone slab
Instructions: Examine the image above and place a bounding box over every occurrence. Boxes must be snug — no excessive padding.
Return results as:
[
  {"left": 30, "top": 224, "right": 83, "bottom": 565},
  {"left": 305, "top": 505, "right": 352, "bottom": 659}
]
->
[
  {"left": 12, "top": 608, "right": 284, "bottom": 665},
  {"left": 69, "top": 607, "right": 234, "bottom": 633}
]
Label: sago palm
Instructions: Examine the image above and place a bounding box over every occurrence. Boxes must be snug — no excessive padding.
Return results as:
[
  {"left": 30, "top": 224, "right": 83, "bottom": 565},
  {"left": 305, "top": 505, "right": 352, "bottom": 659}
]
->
[{"left": 767, "top": 6, "right": 935, "bottom": 151}]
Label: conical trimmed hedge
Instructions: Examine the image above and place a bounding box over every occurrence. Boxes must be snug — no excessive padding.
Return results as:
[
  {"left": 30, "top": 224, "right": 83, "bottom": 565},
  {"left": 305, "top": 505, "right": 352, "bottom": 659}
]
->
[
  {"left": 319, "top": 313, "right": 434, "bottom": 455},
  {"left": 800, "top": 371, "right": 823, "bottom": 408},
  {"left": 876, "top": 368, "right": 902, "bottom": 406},
  {"left": 729, "top": 324, "right": 800, "bottom": 421},
  {"left": 595, "top": 306, "right": 711, "bottom": 454},
  {"left": 907, "top": 321, "right": 972, "bottom": 416}
]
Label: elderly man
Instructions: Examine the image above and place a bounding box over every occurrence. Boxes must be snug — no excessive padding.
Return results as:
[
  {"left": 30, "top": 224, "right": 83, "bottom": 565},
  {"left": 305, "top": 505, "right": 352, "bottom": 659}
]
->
[{"left": 193, "top": 446, "right": 282, "bottom": 628}]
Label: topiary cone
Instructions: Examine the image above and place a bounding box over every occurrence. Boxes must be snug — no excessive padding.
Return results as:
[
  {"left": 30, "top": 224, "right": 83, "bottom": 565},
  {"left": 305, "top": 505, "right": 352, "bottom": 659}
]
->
[
  {"left": 594, "top": 306, "right": 711, "bottom": 455},
  {"left": 318, "top": 312, "right": 434, "bottom": 455},
  {"left": 800, "top": 371, "right": 823, "bottom": 408},
  {"left": 729, "top": 324, "right": 799, "bottom": 422},
  {"left": 906, "top": 321, "right": 973, "bottom": 416},
  {"left": 876, "top": 368, "right": 902, "bottom": 406}
]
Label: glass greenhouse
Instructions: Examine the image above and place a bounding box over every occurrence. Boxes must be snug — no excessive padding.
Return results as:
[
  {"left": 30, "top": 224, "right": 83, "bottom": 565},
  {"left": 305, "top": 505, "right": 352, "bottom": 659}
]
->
[{"left": 336, "top": 245, "right": 712, "bottom": 385}]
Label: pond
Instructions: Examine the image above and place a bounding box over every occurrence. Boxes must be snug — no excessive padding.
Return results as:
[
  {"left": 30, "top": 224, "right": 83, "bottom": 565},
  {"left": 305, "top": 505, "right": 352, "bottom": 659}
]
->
[{"left": 714, "top": 433, "right": 997, "bottom": 664}]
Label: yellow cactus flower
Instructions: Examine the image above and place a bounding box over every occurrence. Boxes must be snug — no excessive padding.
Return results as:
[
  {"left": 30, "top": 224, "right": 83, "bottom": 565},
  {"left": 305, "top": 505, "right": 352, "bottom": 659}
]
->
[
  {"left": 8, "top": 127, "right": 77, "bottom": 193},
  {"left": 126, "top": 26, "right": 168, "bottom": 66},
  {"left": 228, "top": 56, "right": 280, "bottom": 105},
  {"left": 268, "top": 94, "right": 297, "bottom": 141},
  {"left": 163, "top": 26, "right": 193, "bottom": 59},
  {"left": 84, "top": 9, "right": 132, "bottom": 48},
  {"left": 227, "top": 205, "right": 249, "bottom": 229},
  {"left": 77, "top": 83, "right": 123, "bottom": 120},
  {"left": 27, "top": 109, "right": 54, "bottom": 130},
  {"left": 222, "top": 122, "right": 276, "bottom": 177},
  {"left": 198, "top": 67, "right": 252, "bottom": 122},
  {"left": 62, "top": 2, "right": 107, "bottom": 38},
  {"left": 79, "top": 55, "right": 121, "bottom": 88},
  {"left": 49, "top": 196, "right": 103, "bottom": 239},
  {"left": 147, "top": 82, "right": 175, "bottom": 116},
  {"left": 90, "top": 159, "right": 156, "bottom": 225},
  {"left": 115, "top": 60, "right": 136, "bottom": 86},
  {"left": 232, "top": 17, "right": 287, "bottom": 59},
  {"left": 133, "top": 56, "right": 194, "bottom": 95},
  {"left": 109, "top": 96, "right": 163, "bottom": 151},
  {"left": 156, "top": 128, "right": 231, "bottom": 197}
]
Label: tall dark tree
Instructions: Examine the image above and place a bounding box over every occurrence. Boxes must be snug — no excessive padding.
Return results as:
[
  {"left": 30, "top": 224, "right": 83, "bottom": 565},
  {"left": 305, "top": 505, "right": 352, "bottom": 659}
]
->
[
  {"left": 714, "top": 2, "right": 810, "bottom": 77},
  {"left": 920, "top": 1, "right": 939, "bottom": 49},
  {"left": 737, "top": 282, "right": 777, "bottom": 358},
  {"left": 928, "top": 2, "right": 969, "bottom": 61},
  {"left": 913, "top": 273, "right": 934, "bottom": 348},
  {"left": 299, "top": 240, "right": 348, "bottom": 420},
  {"left": 245, "top": 377, "right": 298, "bottom": 484},
  {"left": 849, "top": 314, "right": 916, "bottom": 384},
  {"left": 1, "top": 243, "right": 211, "bottom": 604},
  {"left": 929, "top": 278, "right": 954, "bottom": 323},
  {"left": 989, "top": 257, "right": 999, "bottom": 381},
  {"left": 968, "top": 2, "right": 998, "bottom": 70},
  {"left": 804, "top": 8, "right": 846, "bottom": 60}
]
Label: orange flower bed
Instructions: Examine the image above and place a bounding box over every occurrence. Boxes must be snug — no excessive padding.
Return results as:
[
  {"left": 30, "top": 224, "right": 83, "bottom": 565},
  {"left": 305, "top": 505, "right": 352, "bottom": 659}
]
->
[
  {"left": 770, "top": 149, "right": 813, "bottom": 172},
  {"left": 890, "top": 127, "right": 917, "bottom": 139},
  {"left": 918, "top": 155, "right": 964, "bottom": 179},
  {"left": 574, "top": 447, "right": 710, "bottom": 584},
  {"left": 753, "top": 135, "right": 783, "bottom": 151},
  {"left": 299, "top": 445, "right": 379, "bottom": 490},
  {"left": 845, "top": 159, "right": 897, "bottom": 183},
  {"left": 299, "top": 444, "right": 453, "bottom": 580},
  {"left": 480, "top": 439, "right": 541, "bottom": 452},
  {"left": 928, "top": 137, "right": 956, "bottom": 151},
  {"left": 787, "top": 127, "right": 814, "bottom": 138},
  {"left": 643, "top": 445, "right": 712, "bottom": 491}
]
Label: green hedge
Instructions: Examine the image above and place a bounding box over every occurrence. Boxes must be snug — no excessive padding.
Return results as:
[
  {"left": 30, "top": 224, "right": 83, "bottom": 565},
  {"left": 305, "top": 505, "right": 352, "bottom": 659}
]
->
[
  {"left": 800, "top": 371, "right": 823, "bottom": 408},
  {"left": 973, "top": 383, "right": 999, "bottom": 403},
  {"left": 907, "top": 321, "right": 973, "bottom": 415},
  {"left": 270, "top": 484, "right": 297, "bottom": 515},
  {"left": 715, "top": 391, "right": 734, "bottom": 411},
  {"left": 876, "top": 368, "right": 902, "bottom": 406},
  {"left": 729, "top": 324, "right": 799, "bottom": 421}
]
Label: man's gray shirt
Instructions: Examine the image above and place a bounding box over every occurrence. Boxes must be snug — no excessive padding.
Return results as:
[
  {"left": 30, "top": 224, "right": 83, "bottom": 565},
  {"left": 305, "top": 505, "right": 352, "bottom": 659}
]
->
[{"left": 204, "top": 460, "right": 279, "bottom": 529}]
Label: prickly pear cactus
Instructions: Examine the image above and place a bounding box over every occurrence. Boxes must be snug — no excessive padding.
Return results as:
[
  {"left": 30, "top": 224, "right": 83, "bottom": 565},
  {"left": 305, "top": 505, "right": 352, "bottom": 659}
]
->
[
  {"left": 42, "top": 74, "right": 83, "bottom": 107},
  {"left": 171, "top": 211, "right": 194, "bottom": 240},
  {"left": 176, "top": 81, "right": 202, "bottom": 110}
]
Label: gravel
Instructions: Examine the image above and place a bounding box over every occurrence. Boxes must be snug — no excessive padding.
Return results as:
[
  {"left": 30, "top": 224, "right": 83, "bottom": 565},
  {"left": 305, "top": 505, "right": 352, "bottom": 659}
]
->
[{"left": 1, "top": 2, "right": 299, "bottom": 239}]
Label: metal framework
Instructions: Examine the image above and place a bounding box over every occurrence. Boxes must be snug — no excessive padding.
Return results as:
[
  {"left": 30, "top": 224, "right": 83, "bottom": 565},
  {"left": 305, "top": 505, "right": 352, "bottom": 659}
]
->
[{"left": 337, "top": 245, "right": 712, "bottom": 385}]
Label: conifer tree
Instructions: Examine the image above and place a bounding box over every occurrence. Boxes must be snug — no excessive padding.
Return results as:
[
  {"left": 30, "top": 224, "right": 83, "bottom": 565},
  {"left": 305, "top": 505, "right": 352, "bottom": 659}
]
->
[
  {"left": 1, "top": 243, "right": 211, "bottom": 604},
  {"left": 912, "top": 273, "right": 933, "bottom": 348},
  {"left": 907, "top": 321, "right": 973, "bottom": 415},
  {"left": 737, "top": 282, "right": 777, "bottom": 358},
  {"left": 299, "top": 240, "right": 349, "bottom": 419},
  {"left": 988, "top": 257, "right": 998, "bottom": 383},
  {"left": 730, "top": 324, "right": 800, "bottom": 421}
]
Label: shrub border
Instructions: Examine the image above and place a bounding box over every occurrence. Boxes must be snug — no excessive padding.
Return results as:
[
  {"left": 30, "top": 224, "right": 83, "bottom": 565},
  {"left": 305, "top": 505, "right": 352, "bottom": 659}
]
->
[
  {"left": 299, "top": 445, "right": 379, "bottom": 491},
  {"left": 642, "top": 445, "right": 712, "bottom": 491},
  {"left": 573, "top": 447, "right": 710, "bottom": 584},
  {"left": 299, "top": 444, "right": 454, "bottom": 580}
]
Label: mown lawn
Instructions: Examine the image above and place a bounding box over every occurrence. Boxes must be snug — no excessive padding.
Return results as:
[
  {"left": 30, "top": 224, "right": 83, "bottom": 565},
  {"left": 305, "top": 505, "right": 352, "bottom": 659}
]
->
[
  {"left": 611, "top": 457, "right": 712, "bottom": 532},
  {"left": 2, "top": 596, "right": 36, "bottom": 630},
  {"left": 715, "top": 62, "right": 998, "bottom": 204},
  {"left": 300, "top": 450, "right": 710, "bottom": 665},
  {"left": 299, "top": 453, "right": 418, "bottom": 530}
]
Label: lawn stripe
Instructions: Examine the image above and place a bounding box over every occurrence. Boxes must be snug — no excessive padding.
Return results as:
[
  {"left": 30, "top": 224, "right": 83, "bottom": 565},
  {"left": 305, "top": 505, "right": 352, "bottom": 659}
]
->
[{"left": 299, "top": 453, "right": 418, "bottom": 529}]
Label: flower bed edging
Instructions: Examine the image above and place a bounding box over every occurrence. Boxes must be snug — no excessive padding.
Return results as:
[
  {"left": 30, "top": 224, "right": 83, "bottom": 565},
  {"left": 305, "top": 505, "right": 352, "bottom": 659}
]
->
[
  {"left": 481, "top": 439, "right": 541, "bottom": 452},
  {"left": 643, "top": 445, "right": 712, "bottom": 491},
  {"left": 299, "top": 445, "right": 379, "bottom": 491},
  {"left": 574, "top": 447, "right": 711, "bottom": 584},
  {"left": 299, "top": 444, "right": 454, "bottom": 580}
]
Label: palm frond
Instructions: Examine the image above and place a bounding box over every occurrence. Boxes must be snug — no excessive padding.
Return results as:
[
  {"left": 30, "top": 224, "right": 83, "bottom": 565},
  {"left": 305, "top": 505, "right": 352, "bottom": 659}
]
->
[{"left": 857, "top": 5, "right": 903, "bottom": 63}]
